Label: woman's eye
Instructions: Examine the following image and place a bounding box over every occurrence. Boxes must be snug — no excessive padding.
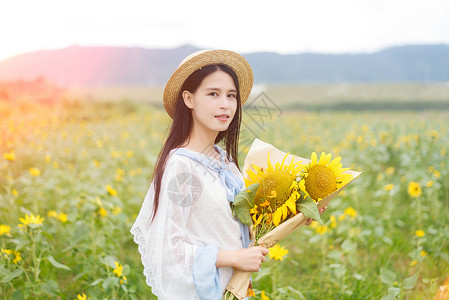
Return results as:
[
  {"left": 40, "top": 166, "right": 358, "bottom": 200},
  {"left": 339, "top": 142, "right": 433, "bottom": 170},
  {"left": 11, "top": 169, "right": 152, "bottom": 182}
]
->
[
  {"left": 228, "top": 94, "right": 236, "bottom": 98},
  {"left": 209, "top": 92, "right": 218, "bottom": 96}
]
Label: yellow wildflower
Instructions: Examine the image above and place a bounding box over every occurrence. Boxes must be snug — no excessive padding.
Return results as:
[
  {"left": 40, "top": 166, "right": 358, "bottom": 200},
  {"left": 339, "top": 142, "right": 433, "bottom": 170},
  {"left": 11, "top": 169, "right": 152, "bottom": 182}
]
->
[
  {"left": 113, "top": 261, "right": 123, "bottom": 277},
  {"left": 409, "top": 260, "right": 418, "bottom": 266},
  {"left": 93, "top": 159, "right": 101, "bottom": 168},
  {"left": 246, "top": 288, "right": 255, "bottom": 297},
  {"left": 76, "top": 293, "right": 87, "bottom": 300},
  {"left": 126, "top": 150, "right": 134, "bottom": 158},
  {"left": 3, "top": 150, "right": 15, "bottom": 161},
  {"left": 420, "top": 250, "right": 428, "bottom": 257},
  {"left": 18, "top": 213, "right": 44, "bottom": 230},
  {"left": 47, "top": 210, "right": 59, "bottom": 218},
  {"left": 408, "top": 182, "right": 422, "bottom": 198},
  {"left": 433, "top": 170, "right": 441, "bottom": 179},
  {"left": 0, "top": 224, "right": 11, "bottom": 236},
  {"left": 309, "top": 220, "right": 319, "bottom": 229},
  {"left": 13, "top": 251, "right": 22, "bottom": 264},
  {"left": 112, "top": 207, "right": 122, "bottom": 216},
  {"left": 29, "top": 167, "right": 41, "bottom": 177},
  {"left": 330, "top": 215, "right": 337, "bottom": 228},
  {"left": 12, "top": 189, "right": 18, "bottom": 197},
  {"left": 106, "top": 185, "right": 118, "bottom": 196},
  {"left": 415, "top": 230, "right": 425, "bottom": 237},
  {"left": 98, "top": 207, "right": 108, "bottom": 218},
  {"left": 261, "top": 290, "right": 270, "bottom": 300},
  {"left": 385, "top": 167, "right": 395, "bottom": 175},
  {"left": 344, "top": 207, "right": 357, "bottom": 218},
  {"left": 268, "top": 244, "right": 288, "bottom": 261},
  {"left": 338, "top": 214, "right": 347, "bottom": 221},
  {"left": 426, "top": 180, "right": 434, "bottom": 188},
  {"left": 59, "top": 213, "right": 68, "bottom": 223},
  {"left": 383, "top": 184, "right": 394, "bottom": 191},
  {"left": 316, "top": 225, "right": 329, "bottom": 235}
]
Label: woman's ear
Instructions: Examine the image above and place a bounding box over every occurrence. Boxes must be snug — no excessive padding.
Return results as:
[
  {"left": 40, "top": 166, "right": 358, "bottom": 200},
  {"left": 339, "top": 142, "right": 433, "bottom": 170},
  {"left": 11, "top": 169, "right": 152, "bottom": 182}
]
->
[{"left": 182, "top": 90, "right": 194, "bottom": 109}]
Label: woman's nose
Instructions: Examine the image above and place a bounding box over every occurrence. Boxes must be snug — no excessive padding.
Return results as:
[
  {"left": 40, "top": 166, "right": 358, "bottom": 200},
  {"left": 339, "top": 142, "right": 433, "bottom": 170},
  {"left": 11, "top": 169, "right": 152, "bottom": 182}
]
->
[{"left": 219, "top": 95, "right": 230, "bottom": 109}]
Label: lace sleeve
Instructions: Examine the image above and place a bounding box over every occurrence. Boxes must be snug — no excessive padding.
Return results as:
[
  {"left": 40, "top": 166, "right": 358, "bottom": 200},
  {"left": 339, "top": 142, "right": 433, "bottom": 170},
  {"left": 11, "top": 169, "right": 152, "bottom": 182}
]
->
[{"left": 130, "top": 154, "right": 205, "bottom": 299}]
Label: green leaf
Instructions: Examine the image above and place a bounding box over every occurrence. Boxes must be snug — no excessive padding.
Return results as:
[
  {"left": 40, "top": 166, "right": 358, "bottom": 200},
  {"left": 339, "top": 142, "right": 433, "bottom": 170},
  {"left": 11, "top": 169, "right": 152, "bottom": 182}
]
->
[
  {"left": 296, "top": 195, "right": 322, "bottom": 225},
  {"left": 341, "top": 239, "right": 357, "bottom": 252},
  {"left": 102, "top": 277, "right": 119, "bottom": 290},
  {"left": 41, "top": 280, "right": 60, "bottom": 296},
  {"left": 47, "top": 255, "right": 71, "bottom": 271},
  {"left": 90, "top": 278, "right": 103, "bottom": 286},
  {"left": 285, "top": 286, "right": 306, "bottom": 299},
  {"left": 231, "top": 183, "right": 259, "bottom": 226},
  {"left": 403, "top": 272, "right": 419, "bottom": 289},
  {"left": 380, "top": 267, "right": 397, "bottom": 285},
  {"left": 1, "top": 268, "right": 23, "bottom": 283}
]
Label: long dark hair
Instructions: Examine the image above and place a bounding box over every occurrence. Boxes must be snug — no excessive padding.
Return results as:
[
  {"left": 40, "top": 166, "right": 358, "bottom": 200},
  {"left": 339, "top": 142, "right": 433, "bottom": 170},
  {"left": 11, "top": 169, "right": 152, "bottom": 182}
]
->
[{"left": 151, "top": 64, "right": 242, "bottom": 221}]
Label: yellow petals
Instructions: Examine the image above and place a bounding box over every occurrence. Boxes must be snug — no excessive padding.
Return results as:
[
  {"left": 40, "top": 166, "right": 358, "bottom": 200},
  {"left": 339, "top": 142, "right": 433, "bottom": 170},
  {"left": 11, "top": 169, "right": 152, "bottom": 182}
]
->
[
  {"left": 0, "top": 224, "right": 11, "bottom": 236},
  {"left": 3, "top": 150, "right": 15, "bottom": 161},
  {"left": 383, "top": 184, "right": 394, "bottom": 191},
  {"left": 409, "top": 260, "right": 418, "bottom": 266},
  {"left": 106, "top": 185, "right": 118, "bottom": 196},
  {"left": 415, "top": 230, "right": 425, "bottom": 237},
  {"left": 246, "top": 288, "right": 255, "bottom": 297},
  {"left": 97, "top": 207, "right": 108, "bottom": 218},
  {"left": 113, "top": 261, "right": 123, "bottom": 277},
  {"left": 268, "top": 244, "right": 288, "bottom": 261},
  {"left": 344, "top": 207, "right": 357, "bottom": 219},
  {"left": 76, "top": 293, "right": 87, "bottom": 300},
  {"left": 261, "top": 290, "right": 270, "bottom": 300},
  {"left": 316, "top": 225, "right": 329, "bottom": 235},
  {"left": 29, "top": 167, "right": 41, "bottom": 177},
  {"left": 18, "top": 213, "right": 44, "bottom": 228},
  {"left": 408, "top": 181, "right": 422, "bottom": 198}
]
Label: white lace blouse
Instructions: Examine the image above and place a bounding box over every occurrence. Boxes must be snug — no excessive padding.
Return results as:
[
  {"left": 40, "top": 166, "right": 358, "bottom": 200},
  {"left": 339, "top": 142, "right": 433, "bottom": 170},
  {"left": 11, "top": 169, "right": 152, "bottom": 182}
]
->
[{"left": 130, "top": 145, "right": 247, "bottom": 299}]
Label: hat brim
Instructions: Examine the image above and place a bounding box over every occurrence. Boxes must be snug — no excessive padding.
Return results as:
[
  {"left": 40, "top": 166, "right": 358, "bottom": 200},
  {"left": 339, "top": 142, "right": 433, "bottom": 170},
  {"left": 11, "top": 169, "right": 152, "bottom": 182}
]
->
[{"left": 163, "top": 49, "right": 254, "bottom": 119}]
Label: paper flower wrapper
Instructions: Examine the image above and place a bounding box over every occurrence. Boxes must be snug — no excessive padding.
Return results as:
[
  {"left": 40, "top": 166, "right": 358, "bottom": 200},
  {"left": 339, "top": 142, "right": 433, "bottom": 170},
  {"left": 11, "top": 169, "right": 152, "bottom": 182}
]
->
[{"left": 225, "top": 139, "right": 362, "bottom": 299}]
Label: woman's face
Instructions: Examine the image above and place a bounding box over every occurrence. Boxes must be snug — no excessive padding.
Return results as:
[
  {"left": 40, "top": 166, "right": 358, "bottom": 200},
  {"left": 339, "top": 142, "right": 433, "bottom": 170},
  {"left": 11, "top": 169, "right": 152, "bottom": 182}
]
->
[{"left": 183, "top": 70, "right": 238, "bottom": 135}]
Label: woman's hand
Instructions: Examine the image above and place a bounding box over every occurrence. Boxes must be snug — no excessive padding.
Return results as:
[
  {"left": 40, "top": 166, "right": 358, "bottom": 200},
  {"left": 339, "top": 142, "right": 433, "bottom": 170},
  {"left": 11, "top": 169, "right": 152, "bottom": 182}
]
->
[
  {"left": 305, "top": 205, "right": 327, "bottom": 226},
  {"left": 217, "top": 246, "right": 269, "bottom": 272}
]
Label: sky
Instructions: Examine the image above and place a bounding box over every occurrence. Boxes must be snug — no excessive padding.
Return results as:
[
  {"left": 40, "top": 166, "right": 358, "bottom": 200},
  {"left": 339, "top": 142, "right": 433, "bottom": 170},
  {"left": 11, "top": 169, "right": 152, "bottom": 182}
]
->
[{"left": 1, "top": 0, "right": 449, "bottom": 61}]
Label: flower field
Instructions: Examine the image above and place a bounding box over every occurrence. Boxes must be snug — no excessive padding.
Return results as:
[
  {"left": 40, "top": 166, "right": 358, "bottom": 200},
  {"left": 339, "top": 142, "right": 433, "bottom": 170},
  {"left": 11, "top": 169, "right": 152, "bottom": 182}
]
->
[{"left": 1, "top": 97, "right": 448, "bottom": 299}]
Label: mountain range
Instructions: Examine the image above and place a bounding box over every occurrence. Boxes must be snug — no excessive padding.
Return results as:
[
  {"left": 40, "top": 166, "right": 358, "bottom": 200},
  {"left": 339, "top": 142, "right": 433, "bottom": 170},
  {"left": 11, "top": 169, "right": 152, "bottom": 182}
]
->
[{"left": 0, "top": 44, "right": 448, "bottom": 87}]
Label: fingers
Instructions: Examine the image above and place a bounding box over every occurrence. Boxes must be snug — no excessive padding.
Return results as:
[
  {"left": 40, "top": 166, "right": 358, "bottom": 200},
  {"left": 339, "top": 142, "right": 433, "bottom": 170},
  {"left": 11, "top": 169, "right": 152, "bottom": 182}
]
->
[
  {"left": 260, "top": 247, "right": 269, "bottom": 256},
  {"left": 319, "top": 206, "right": 327, "bottom": 214}
]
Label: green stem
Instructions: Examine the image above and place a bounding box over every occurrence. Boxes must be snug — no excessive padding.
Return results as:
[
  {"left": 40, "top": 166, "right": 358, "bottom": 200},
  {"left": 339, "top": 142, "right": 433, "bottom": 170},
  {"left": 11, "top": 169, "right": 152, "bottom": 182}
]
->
[
  {"left": 31, "top": 230, "right": 39, "bottom": 282},
  {"left": 417, "top": 196, "right": 422, "bottom": 228}
]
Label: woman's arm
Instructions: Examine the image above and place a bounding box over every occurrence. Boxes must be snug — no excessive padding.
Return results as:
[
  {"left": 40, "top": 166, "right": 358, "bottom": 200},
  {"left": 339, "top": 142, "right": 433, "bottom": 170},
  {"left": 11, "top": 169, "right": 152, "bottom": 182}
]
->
[
  {"left": 217, "top": 206, "right": 327, "bottom": 272},
  {"left": 216, "top": 246, "right": 269, "bottom": 272}
]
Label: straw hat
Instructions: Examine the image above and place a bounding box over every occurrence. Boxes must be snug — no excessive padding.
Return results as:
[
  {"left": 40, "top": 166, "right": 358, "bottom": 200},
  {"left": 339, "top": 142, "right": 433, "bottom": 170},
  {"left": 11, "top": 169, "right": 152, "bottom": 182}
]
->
[{"left": 163, "top": 49, "right": 254, "bottom": 119}]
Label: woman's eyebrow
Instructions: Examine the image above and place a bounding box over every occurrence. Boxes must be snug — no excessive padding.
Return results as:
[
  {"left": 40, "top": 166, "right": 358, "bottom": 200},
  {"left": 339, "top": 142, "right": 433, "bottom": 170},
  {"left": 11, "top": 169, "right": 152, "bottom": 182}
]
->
[{"left": 205, "top": 88, "right": 237, "bottom": 93}]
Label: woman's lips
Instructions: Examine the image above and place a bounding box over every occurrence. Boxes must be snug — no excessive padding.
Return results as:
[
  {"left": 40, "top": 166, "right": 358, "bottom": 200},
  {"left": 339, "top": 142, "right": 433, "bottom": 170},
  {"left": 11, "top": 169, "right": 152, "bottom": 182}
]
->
[{"left": 215, "top": 114, "right": 230, "bottom": 121}]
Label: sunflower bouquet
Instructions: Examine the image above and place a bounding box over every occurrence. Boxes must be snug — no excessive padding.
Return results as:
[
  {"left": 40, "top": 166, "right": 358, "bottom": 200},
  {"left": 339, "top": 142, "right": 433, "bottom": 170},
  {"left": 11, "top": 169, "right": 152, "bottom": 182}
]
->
[{"left": 223, "top": 139, "right": 361, "bottom": 300}]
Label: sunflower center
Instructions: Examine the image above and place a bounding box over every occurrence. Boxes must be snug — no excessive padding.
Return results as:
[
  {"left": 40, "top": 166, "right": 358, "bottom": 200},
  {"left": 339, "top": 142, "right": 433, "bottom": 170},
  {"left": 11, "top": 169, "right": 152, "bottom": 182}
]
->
[
  {"left": 255, "top": 170, "right": 294, "bottom": 210},
  {"left": 305, "top": 165, "right": 337, "bottom": 200}
]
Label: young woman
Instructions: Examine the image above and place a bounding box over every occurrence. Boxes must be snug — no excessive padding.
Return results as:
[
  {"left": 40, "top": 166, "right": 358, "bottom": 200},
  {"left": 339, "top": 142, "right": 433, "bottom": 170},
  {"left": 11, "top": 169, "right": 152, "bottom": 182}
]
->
[{"left": 130, "top": 50, "right": 269, "bottom": 300}]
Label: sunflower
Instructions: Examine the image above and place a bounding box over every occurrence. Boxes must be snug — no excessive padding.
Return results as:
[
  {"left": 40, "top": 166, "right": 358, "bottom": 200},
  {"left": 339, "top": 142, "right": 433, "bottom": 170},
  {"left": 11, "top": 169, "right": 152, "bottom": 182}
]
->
[
  {"left": 300, "top": 152, "right": 353, "bottom": 202},
  {"left": 245, "top": 152, "right": 303, "bottom": 226}
]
